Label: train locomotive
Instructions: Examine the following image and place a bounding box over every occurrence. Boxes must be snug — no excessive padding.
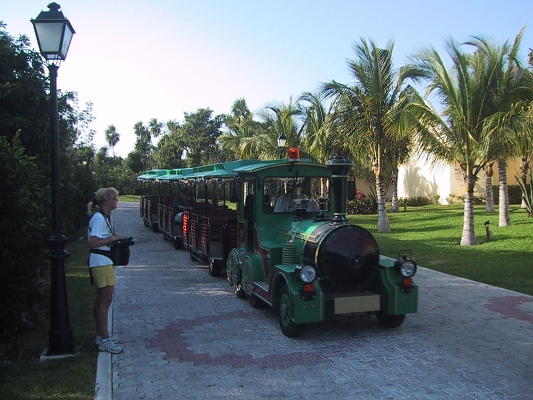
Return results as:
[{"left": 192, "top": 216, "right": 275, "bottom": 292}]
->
[{"left": 139, "top": 150, "right": 418, "bottom": 337}]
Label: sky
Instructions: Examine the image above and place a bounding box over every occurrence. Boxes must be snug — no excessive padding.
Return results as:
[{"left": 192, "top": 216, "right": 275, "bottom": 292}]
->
[{"left": 3, "top": 0, "right": 532, "bottom": 157}]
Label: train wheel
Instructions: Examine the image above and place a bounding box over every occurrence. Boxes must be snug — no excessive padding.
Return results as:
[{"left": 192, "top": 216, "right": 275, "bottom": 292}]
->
[
  {"left": 234, "top": 283, "right": 247, "bottom": 299},
  {"left": 376, "top": 312, "right": 405, "bottom": 328},
  {"left": 209, "top": 259, "right": 221, "bottom": 277},
  {"left": 278, "top": 285, "right": 304, "bottom": 338}
]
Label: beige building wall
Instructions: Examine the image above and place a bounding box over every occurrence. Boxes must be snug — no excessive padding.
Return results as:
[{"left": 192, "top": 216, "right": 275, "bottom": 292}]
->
[
  {"left": 354, "top": 156, "right": 523, "bottom": 205},
  {"left": 396, "top": 155, "right": 523, "bottom": 204}
]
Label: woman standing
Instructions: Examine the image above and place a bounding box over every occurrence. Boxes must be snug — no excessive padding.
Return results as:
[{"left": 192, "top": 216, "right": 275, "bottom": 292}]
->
[{"left": 87, "top": 187, "right": 124, "bottom": 354}]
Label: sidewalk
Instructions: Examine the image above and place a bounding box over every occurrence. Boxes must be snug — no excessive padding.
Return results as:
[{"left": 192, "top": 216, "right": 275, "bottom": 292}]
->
[{"left": 97, "top": 202, "right": 533, "bottom": 399}]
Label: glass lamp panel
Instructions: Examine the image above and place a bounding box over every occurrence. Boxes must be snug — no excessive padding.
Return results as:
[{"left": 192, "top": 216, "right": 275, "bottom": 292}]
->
[
  {"left": 60, "top": 24, "right": 74, "bottom": 59},
  {"left": 34, "top": 22, "right": 64, "bottom": 55}
]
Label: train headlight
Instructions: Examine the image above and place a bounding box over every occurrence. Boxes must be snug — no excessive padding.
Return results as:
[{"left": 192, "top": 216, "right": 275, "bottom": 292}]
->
[
  {"left": 297, "top": 265, "right": 317, "bottom": 283},
  {"left": 394, "top": 255, "right": 417, "bottom": 278}
]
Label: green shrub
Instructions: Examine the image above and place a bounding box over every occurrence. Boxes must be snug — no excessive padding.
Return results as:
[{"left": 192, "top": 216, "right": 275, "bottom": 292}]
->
[
  {"left": 347, "top": 189, "right": 377, "bottom": 214},
  {"left": 0, "top": 136, "right": 49, "bottom": 338},
  {"left": 446, "top": 194, "right": 485, "bottom": 205},
  {"left": 401, "top": 196, "right": 432, "bottom": 207}
]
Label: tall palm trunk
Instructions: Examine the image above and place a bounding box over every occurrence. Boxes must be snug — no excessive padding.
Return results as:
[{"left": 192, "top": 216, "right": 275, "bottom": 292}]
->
[
  {"left": 485, "top": 163, "right": 495, "bottom": 212},
  {"left": 520, "top": 158, "right": 529, "bottom": 209},
  {"left": 391, "top": 169, "right": 399, "bottom": 213},
  {"left": 498, "top": 159, "right": 510, "bottom": 226},
  {"left": 376, "top": 174, "right": 391, "bottom": 232},
  {"left": 460, "top": 175, "right": 477, "bottom": 245}
]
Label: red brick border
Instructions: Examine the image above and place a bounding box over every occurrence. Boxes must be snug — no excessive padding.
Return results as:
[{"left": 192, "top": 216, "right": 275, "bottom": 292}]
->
[
  {"left": 486, "top": 295, "right": 533, "bottom": 324},
  {"left": 145, "top": 311, "right": 325, "bottom": 369}
]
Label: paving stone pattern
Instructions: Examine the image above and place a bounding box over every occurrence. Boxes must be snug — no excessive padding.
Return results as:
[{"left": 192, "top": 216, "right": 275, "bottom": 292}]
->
[{"left": 110, "top": 202, "right": 533, "bottom": 399}]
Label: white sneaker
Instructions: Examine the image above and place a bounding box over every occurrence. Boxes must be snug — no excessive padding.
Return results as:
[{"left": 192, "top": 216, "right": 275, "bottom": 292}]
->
[
  {"left": 95, "top": 335, "right": 120, "bottom": 345},
  {"left": 98, "top": 338, "right": 123, "bottom": 354}
]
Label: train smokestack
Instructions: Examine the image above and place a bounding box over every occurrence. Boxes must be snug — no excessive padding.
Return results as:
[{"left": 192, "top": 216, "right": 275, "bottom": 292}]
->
[{"left": 326, "top": 157, "right": 353, "bottom": 223}]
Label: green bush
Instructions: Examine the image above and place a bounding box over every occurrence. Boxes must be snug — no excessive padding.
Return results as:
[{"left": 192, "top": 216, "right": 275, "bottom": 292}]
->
[
  {"left": 446, "top": 194, "right": 485, "bottom": 205},
  {"left": 0, "top": 136, "right": 49, "bottom": 338},
  {"left": 347, "top": 189, "right": 377, "bottom": 214},
  {"left": 400, "top": 196, "right": 432, "bottom": 207}
]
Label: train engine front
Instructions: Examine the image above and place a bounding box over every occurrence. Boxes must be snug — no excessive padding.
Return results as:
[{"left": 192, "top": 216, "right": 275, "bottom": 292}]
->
[
  {"left": 271, "top": 158, "right": 418, "bottom": 337},
  {"left": 226, "top": 156, "right": 418, "bottom": 338}
]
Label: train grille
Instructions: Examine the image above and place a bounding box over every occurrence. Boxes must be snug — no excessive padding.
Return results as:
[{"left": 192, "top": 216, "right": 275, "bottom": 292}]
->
[
  {"left": 320, "top": 256, "right": 375, "bottom": 291},
  {"left": 310, "top": 225, "right": 379, "bottom": 292}
]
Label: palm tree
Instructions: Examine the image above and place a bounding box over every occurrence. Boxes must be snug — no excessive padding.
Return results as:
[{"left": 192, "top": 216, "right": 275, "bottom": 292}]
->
[
  {"left": 218, "top": 98, "right": 262, "bottom": 159},
  {"left": 321, "top": 38, "right": 420, "bottom": 231},
  {"left": 298, "top": 91, "right": 337, "bottom": 163},
  {"left": 505, "top": 102, "right": 533, "bottom": 211},
  {"left": 148, "top": 118, "right": 163, "bottom": 140},
  {"left": 388, "top": 134, "right": 414, "bottom": 212},
  {"left": 404, "top": 32, "right": 532, "bottom": 245},
  {"left": 104, "top": 124, "right": 120, "bottom": 156},
  {"left": 484, "top": 163, "right": 496, "bottom": 212},
  {"left": 132, "top": 121, "right": 153, "bottom": 169},
  {"left": 259, "top": 99, "right": 304, "bottom": 159},
  {"left": 471, "top": 30, "right": 533, "bottom": 226}
]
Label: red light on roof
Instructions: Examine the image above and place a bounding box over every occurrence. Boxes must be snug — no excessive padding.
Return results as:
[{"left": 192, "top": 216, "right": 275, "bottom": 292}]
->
[{"left": 288, "top": 147, "right": 300, "bottom": 161}]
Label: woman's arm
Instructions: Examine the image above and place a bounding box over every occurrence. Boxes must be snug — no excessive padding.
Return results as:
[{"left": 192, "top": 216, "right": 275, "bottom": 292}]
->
[{"left": 89, "top": 234, "right": 123, "bottom": 248}]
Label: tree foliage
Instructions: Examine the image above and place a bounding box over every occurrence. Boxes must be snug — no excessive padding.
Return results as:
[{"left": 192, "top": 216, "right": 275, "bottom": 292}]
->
[
  {"left": 180, "top": 108, "right": 223, "bottom": 167},
  {"left": 151, "top": 121, "right": 186, "bottom": 169},
  {"left": 0, "top": 134, "right": 49, "bottom": 337},
  {"left": 104, "top": 124, "right": 120, "bottom": 156},
  {"left": 0, "top": 25, "right": 96, "bottom": 335},
  {"left": 321, "top": 38, "right": 420, "bottom": 231},
  {"left": 0, "top": 25, "right": 49, "bottom": 160},
  {"left": 219, "top": 98, "right": 264, "bottom": 160},
  {"left": 404, "top": 31, "right": 533, "bottom": 244}
]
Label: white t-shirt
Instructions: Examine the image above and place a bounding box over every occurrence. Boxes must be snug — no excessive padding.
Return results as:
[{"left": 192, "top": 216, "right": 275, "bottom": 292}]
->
[{"left": 88, "top": 212, "right": 113, "bottom": 267}]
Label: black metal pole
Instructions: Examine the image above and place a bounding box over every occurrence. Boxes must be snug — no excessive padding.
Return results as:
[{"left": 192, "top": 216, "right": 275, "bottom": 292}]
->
[{"left": 46, "top": 64, "right": 74, "bottom": 356}]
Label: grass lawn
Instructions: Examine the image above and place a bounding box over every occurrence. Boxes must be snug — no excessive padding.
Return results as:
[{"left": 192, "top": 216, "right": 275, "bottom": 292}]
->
[
  {"left": 350, "top": 204, "right": 533, "bottom": 296},
  {"left": 1, "top": 199, "right": 531, "bottom": 398},
  {"left": 0, "top": 235, "right": 100, "bottom": 400}
]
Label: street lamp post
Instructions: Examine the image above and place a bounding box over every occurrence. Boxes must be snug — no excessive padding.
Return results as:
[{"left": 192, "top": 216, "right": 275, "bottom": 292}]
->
[
  {"left": 31, "top": 2, "right": 76, "bottom": 357},
  {"left": 277, "top": 134, "right": 287, "bottom": 159}
]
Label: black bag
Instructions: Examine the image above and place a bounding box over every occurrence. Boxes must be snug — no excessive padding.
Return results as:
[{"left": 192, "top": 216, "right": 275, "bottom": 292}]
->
[
  {"left": 91, "top": 237, "right": 135, "bottom": 266},
  {"left": 109, "top": 237, "right": 135, "bottom": 266}
]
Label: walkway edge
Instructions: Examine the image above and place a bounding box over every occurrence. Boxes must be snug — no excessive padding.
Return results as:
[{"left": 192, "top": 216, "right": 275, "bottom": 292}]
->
[{"left": 94, "top": 299, "right": 113, "bottom": 400}]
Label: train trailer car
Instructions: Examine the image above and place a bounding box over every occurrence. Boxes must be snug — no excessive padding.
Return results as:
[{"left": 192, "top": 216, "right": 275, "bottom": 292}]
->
[
  {"left": 180, "top": 161, "right": 257, "bottom": 275},
  {"left": 138, "top": 169, "right": 170, "bottom": 233},
  {"left": 223, "top": 150, "right": 418, "bottom": 337}
]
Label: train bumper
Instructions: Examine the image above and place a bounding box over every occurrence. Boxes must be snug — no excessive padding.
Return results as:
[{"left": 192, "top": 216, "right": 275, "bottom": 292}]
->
[{"left": 325, "top": 291, "right": 381, "bottom": 315}]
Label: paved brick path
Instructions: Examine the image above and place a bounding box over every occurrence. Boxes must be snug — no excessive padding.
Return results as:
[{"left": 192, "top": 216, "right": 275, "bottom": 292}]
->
[{"left": 106, "top": 202, "right": 533, "bottom": 399}]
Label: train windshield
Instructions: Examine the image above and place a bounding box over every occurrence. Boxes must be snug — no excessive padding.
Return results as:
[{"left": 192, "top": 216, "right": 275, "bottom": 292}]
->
[{"left": 263, "top": 176, "right": 330, "bottom": 214}]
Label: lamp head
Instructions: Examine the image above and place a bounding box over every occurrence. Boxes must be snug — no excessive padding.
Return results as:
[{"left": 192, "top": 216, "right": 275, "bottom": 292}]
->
[
  {"left": 277, "top": 134, "right": 287, "bottom": 148},
  {"left": 31, "top": 3, "right": 75, "bottom": 62}
]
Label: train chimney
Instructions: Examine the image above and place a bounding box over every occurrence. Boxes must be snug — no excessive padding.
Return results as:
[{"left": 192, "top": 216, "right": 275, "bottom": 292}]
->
[{"left": 326, "top": 157, "right": 354, "bottom": 223}]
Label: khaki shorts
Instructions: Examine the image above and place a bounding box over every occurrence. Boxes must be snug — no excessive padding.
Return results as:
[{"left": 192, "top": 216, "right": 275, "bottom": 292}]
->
[{"left": 91, "top": 265, "right": 116, "bottom": 288}]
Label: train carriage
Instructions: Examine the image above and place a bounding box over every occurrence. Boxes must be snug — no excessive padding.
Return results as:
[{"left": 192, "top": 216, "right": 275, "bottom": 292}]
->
[
  {"left": 138, "top": 169, "right": 169, "bottom": 232},
  {"left": 180, "top": 160, "right": 257, "bottom": 274},
  {"left": 155, "top": 168, "right": 193, "bottom": 249}
]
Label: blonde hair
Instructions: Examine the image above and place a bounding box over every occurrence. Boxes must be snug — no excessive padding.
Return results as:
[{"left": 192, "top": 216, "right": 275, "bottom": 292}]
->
[{"left": 87, "top": 187, "right": 119, "bottom": 216}]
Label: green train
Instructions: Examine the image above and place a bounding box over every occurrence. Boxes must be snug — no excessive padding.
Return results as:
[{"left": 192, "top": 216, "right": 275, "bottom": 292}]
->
[{"left": 138, "top": 149, "right": 418, "bottom": 337}]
